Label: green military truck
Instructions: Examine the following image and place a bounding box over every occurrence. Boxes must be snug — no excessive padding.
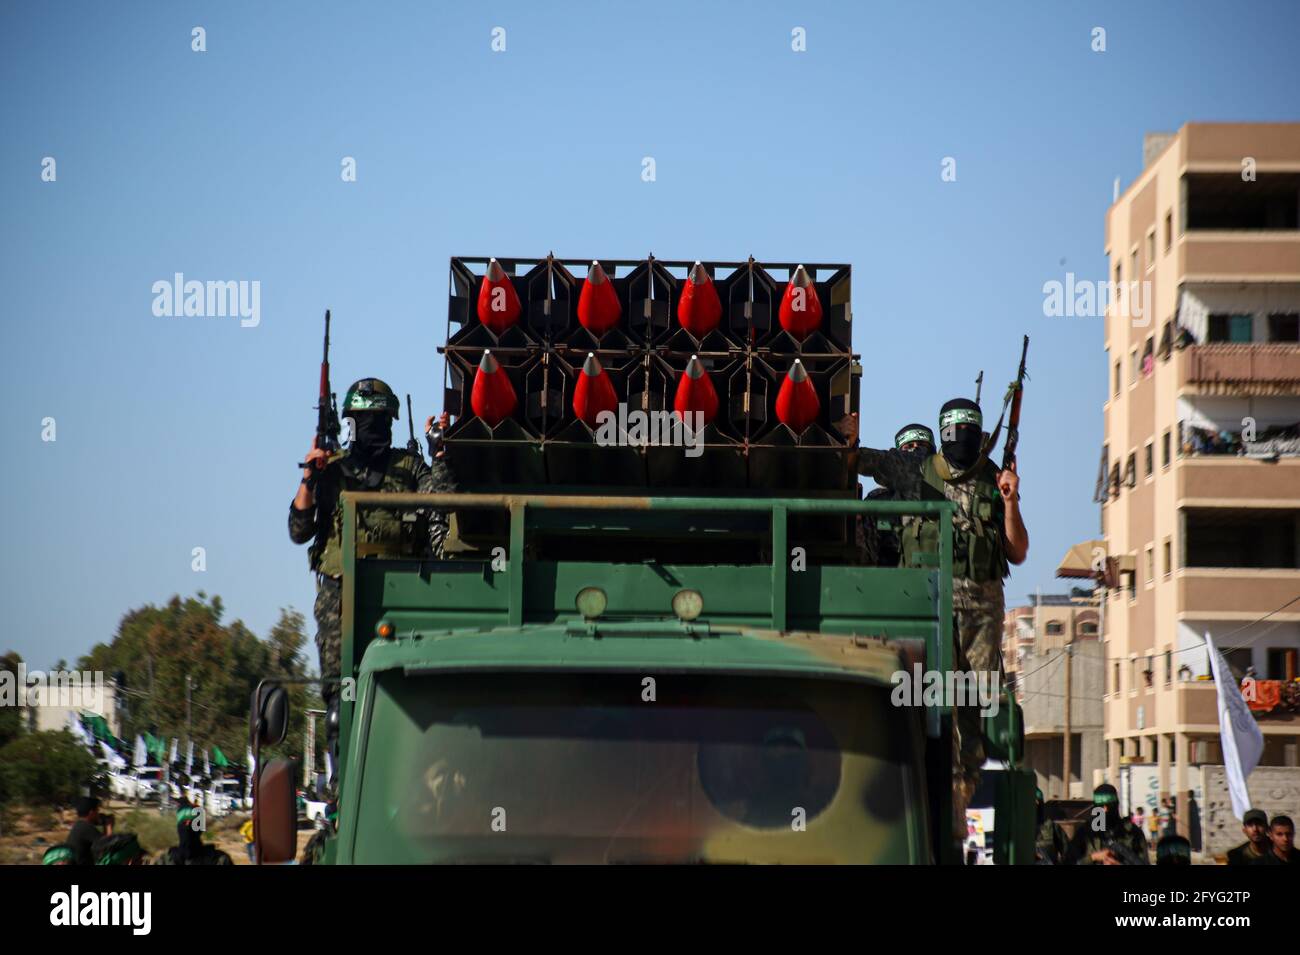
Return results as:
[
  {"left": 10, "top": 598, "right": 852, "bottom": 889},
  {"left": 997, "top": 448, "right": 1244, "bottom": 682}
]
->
[{"left": 251, "top": 256, "right": 1035, "bottom": 864}]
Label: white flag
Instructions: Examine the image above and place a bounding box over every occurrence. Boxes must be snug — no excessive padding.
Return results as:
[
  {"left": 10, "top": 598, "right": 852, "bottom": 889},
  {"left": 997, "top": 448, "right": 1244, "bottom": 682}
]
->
[
  {"left": 185, "top": 740, "right": 194, "bottom": 774},
  {"left": 1207, "top": 633, "right": 1264, "bottom": 819},
  {"left": 65, "top": 712, "right": 92, "bottom": 749},
  {"left": 100, "top": 741, "right": 127, "bottom": 771},
  {"left": 132, "top": 735, "right": 148, "bottom": 769},
  {"left": 169, "top": 738, "right": 179, "bottom": 765},
  {"left": 246, "top": 747, "right": 256, "bottom": 774},
  {"left": 203, "top": 749, "right": 211, "bottom": 776}
]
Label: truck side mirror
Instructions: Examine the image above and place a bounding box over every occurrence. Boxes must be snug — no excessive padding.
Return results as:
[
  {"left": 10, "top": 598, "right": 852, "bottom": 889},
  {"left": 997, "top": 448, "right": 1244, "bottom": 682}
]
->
[
  {"left": 254, "top": 758, "right": 298, "bottom": 864},
  {"left": 250, "top": 684, "right": 290, "bottom": 746}
]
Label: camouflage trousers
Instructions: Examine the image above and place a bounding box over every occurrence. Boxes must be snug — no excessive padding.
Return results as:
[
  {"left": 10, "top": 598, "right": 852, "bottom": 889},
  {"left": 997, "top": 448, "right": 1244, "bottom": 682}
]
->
[
  {"left": 950, "top": 578, "right": 1005, "bottom": 852},
  {"left": 314, "top": 574, "right": 343, "bottom": 714}
]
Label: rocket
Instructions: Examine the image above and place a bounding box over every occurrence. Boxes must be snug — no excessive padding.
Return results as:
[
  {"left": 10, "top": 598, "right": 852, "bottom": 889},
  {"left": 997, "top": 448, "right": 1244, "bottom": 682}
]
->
[
  {"left": 677, "top": 261, "right": 722, "bottom": 338},
  {"left": 573, "top": 352, "right": 619, "bottom": 428},
  {"left": 577, "top": 261, "right": 622, "bottom": 336},
  {"left": 778, "top": 264, "right": 822, "bottom": 339},
  {"left": 775, "top": 358, "right": 819, "bottom": 432},
  {"left": 673, "top": 354, "right": 719, "bottom": 424},
  {"left": 476, "top": 258, "right": 522, "bottom": 334},
  {"left": 470, "top": 349, "right": 517, "bottom": 426}
]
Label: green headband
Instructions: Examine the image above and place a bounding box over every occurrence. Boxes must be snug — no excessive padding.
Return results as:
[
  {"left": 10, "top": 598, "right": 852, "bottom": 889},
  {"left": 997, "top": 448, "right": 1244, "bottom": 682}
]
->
[
  {"left": 939, "top": 407, "right": 983, "bottom": 429},
  {"left": 895, "top": 428, "right": 934, "bottom": 449},
  {"left": 177, "top": 807, "right": 200, "bottom": 824},
  {"left": 1093, "top": 791, "right": 1119, "bottom": 806},
  {"left": 96, "top": 836, "right": 142, "bottom": 865},
  {"left": 43, "top": 846, "right": 74, "bottom": 865}
]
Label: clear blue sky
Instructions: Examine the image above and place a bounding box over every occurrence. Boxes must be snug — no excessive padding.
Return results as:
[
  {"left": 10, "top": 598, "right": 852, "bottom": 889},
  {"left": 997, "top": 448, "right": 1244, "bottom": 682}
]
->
[{"left": 3, "top": 1, "right": 1298, "bottom": 667}]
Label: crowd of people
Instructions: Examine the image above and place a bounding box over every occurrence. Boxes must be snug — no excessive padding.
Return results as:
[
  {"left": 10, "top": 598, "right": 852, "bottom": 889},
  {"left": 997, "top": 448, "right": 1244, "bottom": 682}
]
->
[
  {"left": 40, "top": 795, "right": 234, "bottom": 866},
  {"left": 1034, "top": 784, "right": 1298, "bottom": 865}
]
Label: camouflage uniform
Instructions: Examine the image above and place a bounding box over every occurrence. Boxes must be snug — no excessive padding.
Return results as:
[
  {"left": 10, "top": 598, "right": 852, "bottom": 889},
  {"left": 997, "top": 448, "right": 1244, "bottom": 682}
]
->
[
  {"left": 289, "top": 448, "right": 455, "bottom": 711},
  {"left": 918, "top": 456, "right": 1008, "bottom": 843},
  {"left": 1064, "top": 818, "right": 1149, "bottom": 865},
  {"left": 859, "top": 446, "right": 1009, "bottom": 853},
  {"left": 1035, "top": 817, "right": 1068, "bottom": 865}
]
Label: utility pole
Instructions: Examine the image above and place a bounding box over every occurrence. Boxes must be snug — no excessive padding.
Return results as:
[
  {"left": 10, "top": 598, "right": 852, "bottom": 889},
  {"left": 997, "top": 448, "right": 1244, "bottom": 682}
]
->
[
  {"left": 304, "top": 709, "right": 326, "bottom": 791},
  {"left": 185, "top": 675, "right": 192, "bottom": 760},
  {"left": 1063, "top": 635, "right": 1074, "bottom": 799}
]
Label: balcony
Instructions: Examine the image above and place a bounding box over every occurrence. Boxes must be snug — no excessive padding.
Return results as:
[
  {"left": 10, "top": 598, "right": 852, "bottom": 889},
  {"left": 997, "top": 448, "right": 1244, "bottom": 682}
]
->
[
  {"left": 1181, "top": 233, "right": 1300, "bottom": 280},
  {"left": 1178, "top": 569, "right": 1300, "bottom": 615},
  {"left": 1178, "top": 344, "right": 1300, "bottom": 395},
  {"left": 1176, "top": 681, "right": 1220, "bottom": 727},
  {"left": 1179, "top": 456, "right": 1300, "bottom": 501}
]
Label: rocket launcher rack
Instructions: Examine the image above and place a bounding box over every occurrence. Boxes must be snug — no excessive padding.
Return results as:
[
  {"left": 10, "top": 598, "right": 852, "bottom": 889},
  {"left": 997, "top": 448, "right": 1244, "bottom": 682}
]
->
[{"left": 439, "top": 255, "right": 862, "bottom": 502}]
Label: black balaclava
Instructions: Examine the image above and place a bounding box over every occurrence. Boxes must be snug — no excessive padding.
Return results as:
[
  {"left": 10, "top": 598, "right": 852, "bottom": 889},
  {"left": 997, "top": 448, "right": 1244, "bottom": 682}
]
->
[
  {"left": 894, "top": 423, "right": 935, "bottom": 453},
  {"left": 938, "top": 398, "right": 983, "bottom": 469},
  {"left": 1093, "top": 783, "right": 1122, "bottom": 830},
  {"left": 349, "top": 411, "right": 392, "bottom": 470}
]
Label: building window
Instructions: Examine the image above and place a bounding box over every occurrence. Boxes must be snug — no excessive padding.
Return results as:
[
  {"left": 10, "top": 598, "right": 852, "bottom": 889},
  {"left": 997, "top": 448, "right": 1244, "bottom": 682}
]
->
[
  {"left": 1125, "top": 453, "right": 1137, "bottom": 488},
  {"left": 1144, "top": 442, "right": 1153, "bottom": 478},
  {"left": 1129, "top": 348, "right": 1139, "bottom": 385},
  {"left": 1113, "top": 661, "right": 1121, "bottom": 694},
  {"left": 1141, "top": 337, "right": 1154, "bottom": 377},
  {"left": 1268, "top": 312, "right": 1300, "bottom": 343},
  {"left": 1114, "top": 360, "right": 1122, "bottom": 397},
  {"left": 1163, "top": 211, "right": 1173, "bottom": 253},
  {"left": 1045, "top": 621, "right": 1064, "bottom": 636},
  {"left": 1163, "top": 537, "right": 1172, "bottom": 576},
  {"left": 1161, "top": 430, "right": 1171, "bottom": 468},
  {"left": 1127, "top": 571, "right": 1137, "bottom": 602},
  {"left": 1130, "top": 249, "right": 1139, "bottom": 285},
  {"left": 1145, "top": 230, "right": 1156, "bottom": 268},
  {"left": 1185, "top": 509, "right": 1300, "bottom": 569},
  {"left": 1079, "top": 621, "right": 1098, "bottom": 636},
  {"left": 1143, "top": 655, "right": 1154, "bottom": 688},
  {"left": 1164, "top": 650, "right": 1172, "bottom": 685},
  {"left": 1207, "top": 313, "right": 1253, "bottom": 343},
  {"left": 1267, "top": 648, "right": 1299, "bottom": 682},
  {"left": 1145, "top": 545, "right": 1155, "bottom": 583}
]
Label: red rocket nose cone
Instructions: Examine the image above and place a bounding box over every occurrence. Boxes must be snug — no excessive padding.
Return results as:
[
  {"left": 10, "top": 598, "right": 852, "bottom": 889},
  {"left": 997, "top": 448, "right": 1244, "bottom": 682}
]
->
[
  {"left": 477, "top": 258, "right": 521, "bottom": 334},
  {"left": 578, "top": 261, "right": 622, "bottom": 336},
  {"left": 775, "top": 359, "right": 819, "bottom": 433},
  {"left": 674, "top": 354, "right": 719, "bottom": 424},
  {"left": 573, "top": 351, "right": 619, "bottom": 428},
  {"left": 778, "top": 264, "right": 822, "bottom": 340},
  {"left": 470, "top": 348, "right": 517, "bottom": 426},
  {"left": 677, "top": 261, "right": 722, "bottom": 338}
]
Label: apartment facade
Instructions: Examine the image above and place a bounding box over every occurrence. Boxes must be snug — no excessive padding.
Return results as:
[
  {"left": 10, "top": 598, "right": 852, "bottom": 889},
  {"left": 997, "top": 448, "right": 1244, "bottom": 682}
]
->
[{"left": 1100, "top": 123, "right": 1300, "bottom": 835}]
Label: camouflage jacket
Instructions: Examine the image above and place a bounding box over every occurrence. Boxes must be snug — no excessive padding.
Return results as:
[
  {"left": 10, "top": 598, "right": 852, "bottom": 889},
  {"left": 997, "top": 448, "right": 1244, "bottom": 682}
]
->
[
  {"left": 1065, "top": 819, "right": 1149, "bottom": 865},
  {"left": 289, "top": 447, "right": 455, "bottom": 577}
]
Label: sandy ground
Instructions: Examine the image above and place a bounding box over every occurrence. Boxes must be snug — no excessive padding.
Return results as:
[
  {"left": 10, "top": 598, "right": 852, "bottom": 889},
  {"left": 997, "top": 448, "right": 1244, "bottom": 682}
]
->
[{"left": 0, "top": 800, "right": 315, "bottom": 865}]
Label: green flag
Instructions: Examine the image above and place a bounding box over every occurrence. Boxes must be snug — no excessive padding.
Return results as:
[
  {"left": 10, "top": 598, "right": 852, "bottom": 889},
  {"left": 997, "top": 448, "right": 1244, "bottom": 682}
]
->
[
  {"left": 145, "top": 733, "right": 166, "bottom": 763},
  {"left": 212, "top": 746, "right": 230, "bottom": 768}
]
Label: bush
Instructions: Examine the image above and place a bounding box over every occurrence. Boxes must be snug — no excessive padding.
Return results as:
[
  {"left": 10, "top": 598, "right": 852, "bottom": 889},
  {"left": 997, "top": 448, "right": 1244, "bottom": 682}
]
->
[{"left": 0, "top": 730, "right": 98, "bottom": 808}]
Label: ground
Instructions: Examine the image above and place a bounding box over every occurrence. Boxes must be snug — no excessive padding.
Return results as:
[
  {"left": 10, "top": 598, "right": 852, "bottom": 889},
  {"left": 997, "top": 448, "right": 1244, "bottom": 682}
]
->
[{"left": 0, "top": 800, "right": 314, "bottom": 865}]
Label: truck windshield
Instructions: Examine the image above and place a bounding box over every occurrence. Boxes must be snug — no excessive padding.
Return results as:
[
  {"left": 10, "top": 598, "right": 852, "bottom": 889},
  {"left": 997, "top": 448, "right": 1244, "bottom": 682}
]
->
[{"left": 353, "top": 671, "right": 922, "bottom": 864}]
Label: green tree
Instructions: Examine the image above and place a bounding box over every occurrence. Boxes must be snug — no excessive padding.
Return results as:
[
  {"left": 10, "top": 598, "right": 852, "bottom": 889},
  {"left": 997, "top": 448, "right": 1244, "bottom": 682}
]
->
[
  {"left": 0, "top": 730, "right": 98, "bottom": 808},
  {"left": 0, "top": 652, "right": 24, "bottom": 749}
]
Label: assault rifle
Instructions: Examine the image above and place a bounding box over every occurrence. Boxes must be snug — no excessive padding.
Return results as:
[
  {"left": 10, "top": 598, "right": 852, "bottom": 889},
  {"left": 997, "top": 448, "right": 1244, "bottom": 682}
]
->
[
  {"left": 297, "top": 309, "right": 342, "bottom": 470},
  {"left": 1001, "top": 335, "right": 1029, "bottom": 472}
]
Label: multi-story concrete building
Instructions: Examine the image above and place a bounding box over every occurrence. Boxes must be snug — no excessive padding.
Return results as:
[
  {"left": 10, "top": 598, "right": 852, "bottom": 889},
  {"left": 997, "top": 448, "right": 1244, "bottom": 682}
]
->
[
  {"left": 1100, "top": 123, "right": 1300, "bottom": 835},
  {"left": 1003, "top": 593, "right": 1104, "bottom": 798}
]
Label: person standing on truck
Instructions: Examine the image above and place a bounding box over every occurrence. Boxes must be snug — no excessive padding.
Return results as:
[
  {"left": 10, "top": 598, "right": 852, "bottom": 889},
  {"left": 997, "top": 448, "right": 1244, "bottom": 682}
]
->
[
  {"left": 841, "top": 398, "right": 1029, "bottom": 858},
  {"left": 290, "top": 379, "right": 455, "bottom": 769},
  {"left": 863, "top": 424, "right": 935, "bottom": 567}
]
